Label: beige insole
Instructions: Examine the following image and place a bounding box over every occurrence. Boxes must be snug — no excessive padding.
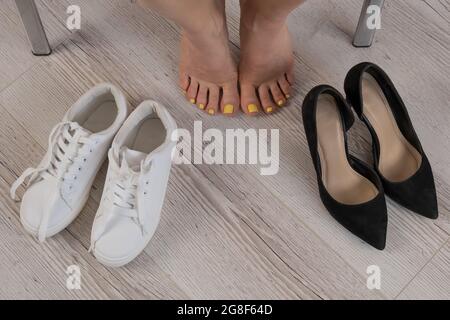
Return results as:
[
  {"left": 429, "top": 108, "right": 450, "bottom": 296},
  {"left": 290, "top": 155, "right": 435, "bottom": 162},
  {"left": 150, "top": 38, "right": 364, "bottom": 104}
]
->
[
  {"left": 131, "top": 117, "right": 166, "bottom": 154},
  {"left": 362, "top": 74, "right": 422, "bottom": 182},
  {"left": 82, "top": 101, "right": 117, "bottom": 133},
  {"left": 317, "top": 94, "right": 378, "bottom": 205}
]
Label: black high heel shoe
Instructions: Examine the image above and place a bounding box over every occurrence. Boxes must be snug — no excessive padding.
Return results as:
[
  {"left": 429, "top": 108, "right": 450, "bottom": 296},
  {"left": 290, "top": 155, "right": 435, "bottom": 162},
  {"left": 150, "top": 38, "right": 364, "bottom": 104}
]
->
[
  {"left": 302, "top": 85, "right": 387, "bottom": 250},
  {"left": 344, "top": 62, "right": 438, "bottom": 219}
]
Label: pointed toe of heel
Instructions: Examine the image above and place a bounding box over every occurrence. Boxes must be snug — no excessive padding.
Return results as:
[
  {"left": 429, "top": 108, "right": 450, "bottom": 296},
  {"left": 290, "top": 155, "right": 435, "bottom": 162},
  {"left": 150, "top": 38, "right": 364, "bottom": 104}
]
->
[
  {"left": 360, "top": 200, "right": 388, "bottom": 250},
  {"left": 382, "top": 156, "right": 438, "bottom": 219},
  {"left": 325, "top": 193, "right": 388, "bottom": 251},
  {"left": 320, "top": 158, "right": 388, "bottom": 251}
]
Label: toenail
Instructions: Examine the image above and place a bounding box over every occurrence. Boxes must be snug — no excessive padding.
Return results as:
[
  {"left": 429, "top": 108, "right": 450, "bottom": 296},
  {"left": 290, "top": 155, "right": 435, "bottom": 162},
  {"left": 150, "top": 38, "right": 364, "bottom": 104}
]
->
[
  {"left": 223, "top": 104, "right": 234, "bottom": 114},
  {"left": 285, "top": 94, "right": 291, "bottom": 99},
  {"left": 248, "top": 104, "right": 258, "bottom": 113},
  {"left": 266, "top": 107, "right": 273, "bottom": 113},
  {"left": 198, "top": 103, "right": 205, "bottom": 110},
  {"left": 208, "top": 109, "right": 215, "bottom": 115},
  {"left": 277, "top": 100, "right": 285, "bottom": 107},
  {"left": 190, "top": 98, "right": 196, "bottom": 104}
]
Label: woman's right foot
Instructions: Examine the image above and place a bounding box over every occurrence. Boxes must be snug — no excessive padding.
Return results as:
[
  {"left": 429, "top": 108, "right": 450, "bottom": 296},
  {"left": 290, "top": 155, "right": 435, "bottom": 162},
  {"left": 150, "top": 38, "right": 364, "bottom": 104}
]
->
[{"left": 179, "top": 4, "right": 239, "bottom": 116}]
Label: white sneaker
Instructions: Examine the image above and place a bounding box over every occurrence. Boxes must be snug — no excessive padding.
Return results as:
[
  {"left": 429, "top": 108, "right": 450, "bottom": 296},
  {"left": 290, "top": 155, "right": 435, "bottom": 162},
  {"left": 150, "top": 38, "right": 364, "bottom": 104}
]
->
[
  {"left": 90, "top": 101, "right": 177, "bottom": 267},
  {"left": 10, "top": 83, "right": 128, "bottom": 242}
]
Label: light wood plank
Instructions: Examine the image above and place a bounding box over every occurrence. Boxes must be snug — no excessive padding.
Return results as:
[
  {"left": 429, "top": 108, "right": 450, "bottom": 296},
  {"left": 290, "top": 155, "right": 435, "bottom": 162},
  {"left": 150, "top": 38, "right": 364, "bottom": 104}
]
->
[
  {"left": 398, "top": 240, "right": 450, "bottom": 300},
  {"left": 0, "top": 0, "right": 70, "bottom": 91}
]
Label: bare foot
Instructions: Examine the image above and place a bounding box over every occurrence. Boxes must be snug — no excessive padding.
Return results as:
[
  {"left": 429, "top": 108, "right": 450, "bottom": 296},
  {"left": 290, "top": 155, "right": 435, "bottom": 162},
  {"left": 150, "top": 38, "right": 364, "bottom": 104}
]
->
[
  {"left": 179, "top": 9, "right": 239, "bottom": 116},
  {"left": 239, "top": 4, "right": 295, "bottom": 115}
]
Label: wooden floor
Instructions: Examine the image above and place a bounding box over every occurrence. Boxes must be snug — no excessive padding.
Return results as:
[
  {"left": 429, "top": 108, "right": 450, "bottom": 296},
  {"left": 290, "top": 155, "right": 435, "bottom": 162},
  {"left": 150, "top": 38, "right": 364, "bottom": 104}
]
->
[{"left": 0, "top": 0, "right": 449, "bottom": 299}]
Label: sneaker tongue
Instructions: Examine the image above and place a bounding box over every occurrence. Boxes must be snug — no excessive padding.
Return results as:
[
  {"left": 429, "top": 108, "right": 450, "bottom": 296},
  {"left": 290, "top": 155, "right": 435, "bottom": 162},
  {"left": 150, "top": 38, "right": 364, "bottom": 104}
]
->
[
  {"left": 70, "top": 122, "right": 92, "bottom": 137},
  {"left": 79, "top": 126, "right": 92, "bottom": 136},
  {"left": 120, "top": 147, "right": 147, "bottom": 171}
]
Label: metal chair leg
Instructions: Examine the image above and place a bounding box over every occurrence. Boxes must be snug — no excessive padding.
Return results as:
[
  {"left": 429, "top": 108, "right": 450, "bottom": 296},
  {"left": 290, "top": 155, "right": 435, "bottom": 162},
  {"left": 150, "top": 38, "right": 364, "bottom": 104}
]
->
[
  {"left": 353, "top": 0, "right": 385, "bottom": 48},
  {"left": 15, "top": 0, "right": 51, "bottom": 56}
]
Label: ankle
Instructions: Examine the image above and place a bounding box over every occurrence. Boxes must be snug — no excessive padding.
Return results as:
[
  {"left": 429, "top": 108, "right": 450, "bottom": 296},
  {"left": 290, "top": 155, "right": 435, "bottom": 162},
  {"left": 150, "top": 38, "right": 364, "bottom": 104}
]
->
[
  {"left": 181, "top": 6, "right": 227, "bottom": 37},
  {"left": 240, "top": 4, "right": 288, "bottom": 32},
  {"left": 183, "top": 18, "right": 227, "bottom": 40}
]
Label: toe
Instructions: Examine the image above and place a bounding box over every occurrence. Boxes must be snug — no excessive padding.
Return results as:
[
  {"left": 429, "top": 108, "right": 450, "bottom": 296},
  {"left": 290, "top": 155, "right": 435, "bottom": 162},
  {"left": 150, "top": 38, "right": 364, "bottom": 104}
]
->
[
  {"left": 206, "top": 85, "right": 220, "bottom": 116},
  {"left": 186, "top": 78, "right": 199, "bottom": 104},
  {"left": 179, "top": 73, "right": 190, "bottom": 93},
  {"left": 220, "top": 82, "right": 239, "bottom": 116},
  {"left": 286, "top": 69, "right": 295, "bottom": 86},
  {"left": 240, "top": 83, "right": 261, "bottom": 116},
  {"left": 278, "top": 76, "right": 291, "bottom": 99},
  {"left": 196, "top": 83, "right": 208, "bottom": 111},
  {"left": 270, "top": 82, "right": 286, "bottom": 107},
  {"left": 258, "top": 85, "right": 276, "bottom": 114}
]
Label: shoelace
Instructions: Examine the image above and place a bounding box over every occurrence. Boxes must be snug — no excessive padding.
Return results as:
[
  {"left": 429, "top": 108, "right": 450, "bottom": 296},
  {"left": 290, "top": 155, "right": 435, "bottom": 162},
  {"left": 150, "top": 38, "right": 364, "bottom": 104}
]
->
[
  {"left": 89, "top": 151, "right": 152, "bottom": 252},
  {"left": 10, "top": 121, "right": 94, "bottom": 242},
  {"left": 110, "top": 164, "right": 139, "bottom": 210}
]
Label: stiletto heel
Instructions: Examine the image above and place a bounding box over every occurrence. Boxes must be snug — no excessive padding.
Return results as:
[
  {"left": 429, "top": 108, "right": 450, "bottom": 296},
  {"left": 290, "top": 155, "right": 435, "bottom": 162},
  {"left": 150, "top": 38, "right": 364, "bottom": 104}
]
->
[
  {"left": 302, "top": 85, "right": 387, "bottom": 250},
  {"left": 345, "top": 62, "right": 438, "bottom": 219}
]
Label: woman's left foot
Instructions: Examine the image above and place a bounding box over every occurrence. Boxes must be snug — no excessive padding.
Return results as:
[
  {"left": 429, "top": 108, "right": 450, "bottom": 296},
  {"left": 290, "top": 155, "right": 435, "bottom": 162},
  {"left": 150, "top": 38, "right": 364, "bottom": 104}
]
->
[{"left": 239, "top": 5, "right": 295, "bottom": 115}]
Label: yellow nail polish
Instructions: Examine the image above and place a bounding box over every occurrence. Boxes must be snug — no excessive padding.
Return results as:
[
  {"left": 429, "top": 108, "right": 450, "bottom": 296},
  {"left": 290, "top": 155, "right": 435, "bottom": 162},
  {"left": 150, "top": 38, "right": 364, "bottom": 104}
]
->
[
  {"left": 198, "top": 103, "right": 205, "bottom": 110},
  {"left": 277, "top": 100, "right": 285, "bottom": 107},
  {"left": 190, "top": 98, "right": 196, "bottom": 104},
  {"left": 266, "top": 107, "right": 273, "bottom": 113},
  {"left": 248, "top": 104, "right": 258, "bottom": 113},
  {"left": 208, "top": 109, "right": 215, "bottom": 115},
  {"left": 223, "top": 104, "right": 234, "bottom": 114}
]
